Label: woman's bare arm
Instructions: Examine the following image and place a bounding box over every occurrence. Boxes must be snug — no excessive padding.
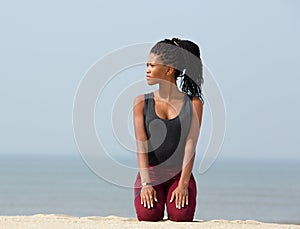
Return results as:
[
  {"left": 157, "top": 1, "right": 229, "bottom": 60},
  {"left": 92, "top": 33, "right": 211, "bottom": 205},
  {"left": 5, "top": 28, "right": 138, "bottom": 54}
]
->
[
  {"left": 179, "top": 97, "right": 203, "bottom": 187},
  {"left": 133, "top": 94, "right": 158, "bottom": 208},
  {"left": 133, "top": 95, "right": 151, "bottom": 184},
  {"left": 170, "top": 97, "right": 203, "bottom": 208}
]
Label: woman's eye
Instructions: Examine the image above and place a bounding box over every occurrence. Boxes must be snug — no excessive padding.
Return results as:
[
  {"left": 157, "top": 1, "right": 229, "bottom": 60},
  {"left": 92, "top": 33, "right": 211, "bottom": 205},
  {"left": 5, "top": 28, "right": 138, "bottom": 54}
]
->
[{"left": 146, "top": 63, "right": 154, "bottom": 67}]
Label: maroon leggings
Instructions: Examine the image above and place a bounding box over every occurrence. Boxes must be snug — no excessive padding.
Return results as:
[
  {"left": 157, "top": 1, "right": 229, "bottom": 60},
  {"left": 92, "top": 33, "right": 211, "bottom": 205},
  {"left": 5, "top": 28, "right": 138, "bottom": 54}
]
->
[{"left": 134, "top": 172, "right": 197, "bottom": 222}]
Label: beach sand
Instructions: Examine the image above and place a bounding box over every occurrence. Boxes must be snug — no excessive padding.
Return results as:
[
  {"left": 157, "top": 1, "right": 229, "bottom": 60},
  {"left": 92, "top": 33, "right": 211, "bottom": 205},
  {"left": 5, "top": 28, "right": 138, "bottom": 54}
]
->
[{"left": 0, "top": 214, "right": 299, "bottom": 229}]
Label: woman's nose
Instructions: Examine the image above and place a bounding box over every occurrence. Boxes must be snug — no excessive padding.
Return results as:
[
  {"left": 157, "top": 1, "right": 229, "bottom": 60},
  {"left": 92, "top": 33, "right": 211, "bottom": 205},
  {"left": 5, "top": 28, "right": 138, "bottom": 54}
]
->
[{"left": 146, "top": 66, "right": 150, "bottom": 73}]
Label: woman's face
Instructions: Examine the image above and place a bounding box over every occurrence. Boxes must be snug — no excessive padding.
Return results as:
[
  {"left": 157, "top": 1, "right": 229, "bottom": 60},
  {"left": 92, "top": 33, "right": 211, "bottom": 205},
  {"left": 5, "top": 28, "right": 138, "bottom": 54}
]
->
[{"left": 145, "top": 53, "right": 170, "bottom": 85}]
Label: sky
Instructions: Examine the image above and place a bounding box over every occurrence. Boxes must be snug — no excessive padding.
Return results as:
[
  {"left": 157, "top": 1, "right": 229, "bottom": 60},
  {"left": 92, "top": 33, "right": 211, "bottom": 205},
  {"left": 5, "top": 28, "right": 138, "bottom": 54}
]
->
[{"left": 0, "top": 0, "right": 299, "bottom": 160}]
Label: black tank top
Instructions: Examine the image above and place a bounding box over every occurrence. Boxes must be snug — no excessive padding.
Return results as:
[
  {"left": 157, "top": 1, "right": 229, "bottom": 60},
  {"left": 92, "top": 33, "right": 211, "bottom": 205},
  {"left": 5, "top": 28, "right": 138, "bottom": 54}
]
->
[{"left": 144, "top": 92, "right": 193, "bottom": 168}]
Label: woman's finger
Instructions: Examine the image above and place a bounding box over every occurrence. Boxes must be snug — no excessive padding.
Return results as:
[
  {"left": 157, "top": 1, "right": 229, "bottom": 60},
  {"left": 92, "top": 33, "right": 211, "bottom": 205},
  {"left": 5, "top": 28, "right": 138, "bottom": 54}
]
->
[
  {"left": 181, "top": 192, "right": 187, "bottom": 208},
  {"left": 153, "top": 190, "right": 158, "bottom": 202},
  {"left": 170, "top": 192, "right": 175, "bottom": 203},
  {"left": 144, "top": 197, "right": 147, "bottom": 208},
  {"left": 176, "top": 193, "right": 181, "bottom": 209},
  {"left": 145, "top": 194, "right": 151, "bottom": 209},
  {"left": 182, "top": 194, "right": 185, "bottom": 208},
  {"left": 185, "top": 193, "right": 189, "bottom": 206},
  {"left": 149, "top": 194, "right": 154, "bottom": 208}
]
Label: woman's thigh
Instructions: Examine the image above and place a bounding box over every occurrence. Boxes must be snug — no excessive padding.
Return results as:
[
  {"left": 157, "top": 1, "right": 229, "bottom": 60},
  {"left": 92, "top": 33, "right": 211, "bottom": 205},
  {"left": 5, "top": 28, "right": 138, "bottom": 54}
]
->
[
  {"left": 165, "top": 174, "right": 197, "bottom": 222},
  {"left": 134, "top": 177, "right": 166, "bottom": 221}
]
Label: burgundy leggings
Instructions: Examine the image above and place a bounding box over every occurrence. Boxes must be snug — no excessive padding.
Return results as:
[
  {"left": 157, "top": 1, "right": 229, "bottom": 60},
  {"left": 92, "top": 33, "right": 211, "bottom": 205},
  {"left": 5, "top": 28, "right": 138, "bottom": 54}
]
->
[{"left": 134, "top": 172, "right": 197, "bottom": 222}]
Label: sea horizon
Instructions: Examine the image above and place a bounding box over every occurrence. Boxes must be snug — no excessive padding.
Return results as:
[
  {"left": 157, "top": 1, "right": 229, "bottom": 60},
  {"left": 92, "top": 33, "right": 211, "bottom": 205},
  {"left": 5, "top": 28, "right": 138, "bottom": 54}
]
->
[{"left": 0, "top": 153, "right": 299, "bottom": 225}]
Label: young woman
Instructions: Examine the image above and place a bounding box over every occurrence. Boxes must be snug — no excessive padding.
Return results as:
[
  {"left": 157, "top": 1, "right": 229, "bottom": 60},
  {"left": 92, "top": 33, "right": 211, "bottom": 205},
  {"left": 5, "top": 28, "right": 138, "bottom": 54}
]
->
[{"left": 133, "top": 38, "right": 204, "bottom": 222}]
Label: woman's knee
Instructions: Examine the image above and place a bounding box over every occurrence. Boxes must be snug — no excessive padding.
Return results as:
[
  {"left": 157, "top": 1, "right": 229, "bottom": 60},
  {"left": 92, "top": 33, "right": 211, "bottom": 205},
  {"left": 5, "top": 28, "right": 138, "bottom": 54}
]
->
[
  {"left": 167, "top": 196, "right": 196, "bottom": 222},
  {"left": 134, "top": 193, "right": 165, "bottom": 221},
  {"left": 167, "top": 207, "right": 195, "bottom": 222},
  {"left": 136, "top": 207, "right": 164, "bottom": 221}
]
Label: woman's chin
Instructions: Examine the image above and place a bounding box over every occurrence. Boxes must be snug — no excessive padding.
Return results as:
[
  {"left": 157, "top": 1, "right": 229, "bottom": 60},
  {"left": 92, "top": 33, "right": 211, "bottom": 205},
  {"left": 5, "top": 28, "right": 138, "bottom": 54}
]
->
[{"left": 146, "top": 80, "right": 157, "bottom": 86}]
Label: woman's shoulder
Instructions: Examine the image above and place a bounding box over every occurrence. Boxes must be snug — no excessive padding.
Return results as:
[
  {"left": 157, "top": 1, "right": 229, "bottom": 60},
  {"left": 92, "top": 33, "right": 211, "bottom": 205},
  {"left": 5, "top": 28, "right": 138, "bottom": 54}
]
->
[
  {"left": 133, "top": 94, "right": 144, "bottom": 107},
  {"left": 188, "top": 96, "right": 203, "bottom": 121},
  {"left": 133, "top": 95, "right": 145, "bottom": 116},
  {"left": 134, "top": 92, "right": 154, "bottom": 102},
  {"left": 188, "top": 95, "right": 203, "bottom": 109},
  {"left": 133, "top": 92, "right": 154, "bottom": 108},
  {"left": 134, "top": 94, "right": 144, "bottom": 101}
]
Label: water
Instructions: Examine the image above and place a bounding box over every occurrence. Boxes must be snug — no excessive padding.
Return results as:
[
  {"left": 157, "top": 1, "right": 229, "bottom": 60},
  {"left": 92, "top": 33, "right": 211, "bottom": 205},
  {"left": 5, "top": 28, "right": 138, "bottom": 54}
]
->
[
  {"left": 0, "top": 154, "right": 299, "bottom": 224},
  {"left": 196, "top": 157, "right": 300, "bottom": 224}
]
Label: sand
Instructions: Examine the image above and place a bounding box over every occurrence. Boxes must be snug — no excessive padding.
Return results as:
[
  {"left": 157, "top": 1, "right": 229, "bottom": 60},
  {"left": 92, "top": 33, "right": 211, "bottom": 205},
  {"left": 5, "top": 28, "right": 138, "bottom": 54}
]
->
[{"left": 0, "top": 214, "right": 299, "bottom": 229}]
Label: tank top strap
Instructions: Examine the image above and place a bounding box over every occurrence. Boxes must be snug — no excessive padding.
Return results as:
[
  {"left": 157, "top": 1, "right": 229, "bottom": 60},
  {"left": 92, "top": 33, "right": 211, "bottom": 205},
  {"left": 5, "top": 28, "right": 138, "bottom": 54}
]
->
[
  {"left": 144, "top": 92, "right": 154, "bottom": 100},
  {"left": 143, "top": 92, "right": 154, "bottom": 117},
  {"left": 187, "top": 94, "right": 193, "bottom": 101},
  {"left": 181, "top": 94, "right": 193, "bottom": 120}
]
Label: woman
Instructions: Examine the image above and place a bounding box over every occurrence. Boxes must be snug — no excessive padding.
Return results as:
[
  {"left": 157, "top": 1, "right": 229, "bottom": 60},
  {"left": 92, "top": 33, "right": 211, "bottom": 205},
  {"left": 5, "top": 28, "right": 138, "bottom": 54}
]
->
[{"left": 133, "top": 38, "right": 204, "bottom": 222}]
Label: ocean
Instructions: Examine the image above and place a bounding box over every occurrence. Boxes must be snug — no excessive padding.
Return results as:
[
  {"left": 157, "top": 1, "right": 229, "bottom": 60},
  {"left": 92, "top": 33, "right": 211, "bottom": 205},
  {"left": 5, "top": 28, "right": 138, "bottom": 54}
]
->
[{"left": 0, "top": 154, "right": 299, "bottom": 224}]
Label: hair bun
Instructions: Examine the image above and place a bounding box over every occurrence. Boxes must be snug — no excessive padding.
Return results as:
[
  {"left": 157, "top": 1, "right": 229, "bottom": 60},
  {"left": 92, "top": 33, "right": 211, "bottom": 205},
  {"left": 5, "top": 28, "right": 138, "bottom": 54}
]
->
[
  {"left": 180, "top": 40, "right": 200, "bottom": 58},
  {"left": 171, "top": 38, "right": 181, "bottom": 47}
]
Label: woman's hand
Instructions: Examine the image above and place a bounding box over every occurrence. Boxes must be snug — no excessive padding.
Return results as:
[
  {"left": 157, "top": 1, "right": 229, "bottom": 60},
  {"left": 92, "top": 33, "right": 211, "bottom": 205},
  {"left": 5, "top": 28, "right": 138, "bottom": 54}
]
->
[
  {"left": 140, "top": 185, "right": 158, "bottom": 209},
  {"left": 170, "top": 184, "right": 189, "bottom": 209}
]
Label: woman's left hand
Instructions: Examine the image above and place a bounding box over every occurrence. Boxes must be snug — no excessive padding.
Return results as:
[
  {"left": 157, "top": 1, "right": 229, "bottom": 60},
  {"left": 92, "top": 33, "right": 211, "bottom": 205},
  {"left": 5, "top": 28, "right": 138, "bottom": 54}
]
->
[{"left": 169, "top": 184, "right": 189, "bottom": 209}]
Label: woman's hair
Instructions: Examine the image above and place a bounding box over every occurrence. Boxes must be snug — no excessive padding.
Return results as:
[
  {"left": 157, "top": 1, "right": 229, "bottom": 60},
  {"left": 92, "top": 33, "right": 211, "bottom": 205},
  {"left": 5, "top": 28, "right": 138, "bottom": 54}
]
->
[{"left": 150, "top": 37, "right": 204, "bottom": 102}]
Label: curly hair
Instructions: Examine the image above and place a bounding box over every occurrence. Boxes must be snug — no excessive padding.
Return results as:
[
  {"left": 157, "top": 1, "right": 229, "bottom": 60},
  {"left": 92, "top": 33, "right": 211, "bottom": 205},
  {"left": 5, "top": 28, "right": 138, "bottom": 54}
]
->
[{"left": 150, "top": 37, "right": 204, "bottom": 102}]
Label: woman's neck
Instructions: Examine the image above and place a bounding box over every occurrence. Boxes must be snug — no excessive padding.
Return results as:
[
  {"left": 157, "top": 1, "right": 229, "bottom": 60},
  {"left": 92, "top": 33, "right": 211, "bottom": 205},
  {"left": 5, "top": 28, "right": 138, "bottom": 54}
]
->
[{"left": 157, "top": 80, "right": 182, "bottom": 101}]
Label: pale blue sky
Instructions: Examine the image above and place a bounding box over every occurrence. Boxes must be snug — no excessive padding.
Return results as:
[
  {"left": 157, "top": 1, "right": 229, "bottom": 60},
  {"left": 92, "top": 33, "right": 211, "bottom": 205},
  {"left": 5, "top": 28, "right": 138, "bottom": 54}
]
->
[{"left": 0, "top": 0, "right": 299, "bottom": 159}]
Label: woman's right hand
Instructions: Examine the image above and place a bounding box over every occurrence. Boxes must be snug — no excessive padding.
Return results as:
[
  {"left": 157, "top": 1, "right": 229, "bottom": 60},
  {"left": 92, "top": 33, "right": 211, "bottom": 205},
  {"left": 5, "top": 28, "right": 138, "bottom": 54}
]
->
[{"left": 140, "top": 185, "right": 158, "bottom": 208}]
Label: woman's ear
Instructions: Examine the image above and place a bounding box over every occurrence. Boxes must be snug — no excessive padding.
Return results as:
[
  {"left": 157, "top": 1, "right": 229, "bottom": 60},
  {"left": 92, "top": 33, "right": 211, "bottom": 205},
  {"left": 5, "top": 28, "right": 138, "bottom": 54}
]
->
[{"left": 166, "top": 66, "right": 175, "bottom": 76}]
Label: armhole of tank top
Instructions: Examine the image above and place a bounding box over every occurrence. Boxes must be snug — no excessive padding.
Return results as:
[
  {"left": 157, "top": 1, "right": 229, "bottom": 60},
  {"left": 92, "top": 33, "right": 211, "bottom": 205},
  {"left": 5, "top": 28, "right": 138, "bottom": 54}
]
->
[
  {"left": 187, "top": 95, "right": 193, "bottom": 119},
  {"left": 143, "top": 93, "right": 150, "bottom": 117},
  {"left": 143, "top": 94, "right": 147, "bottom": 117}
]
